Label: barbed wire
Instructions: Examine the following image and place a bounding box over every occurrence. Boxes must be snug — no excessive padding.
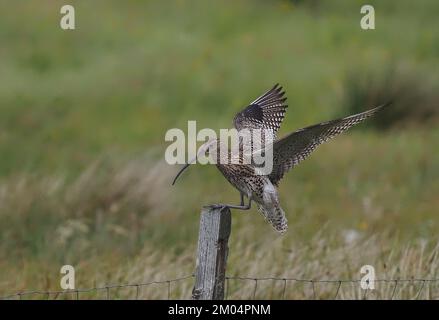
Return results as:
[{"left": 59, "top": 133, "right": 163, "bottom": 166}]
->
[
  {"left": 1, "top": 275, "right": 438, "bottom": 300},
  {"left": 0, "top": 274, "right": 194, "bottom": 300},
  {"left": 225, "top": 276, "right": 439, "bottom": 300}
]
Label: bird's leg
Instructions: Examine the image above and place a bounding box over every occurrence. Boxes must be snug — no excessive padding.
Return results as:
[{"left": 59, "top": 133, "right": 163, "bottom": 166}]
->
[
  {"left": 225, "top": 200, "right": 251, "bottom": 210},
  {"left": 240, "top": 192, "right": 245, "bottom": 206},
  {"left": 205, "top": 198, "right": 252, "bottom": 211}
]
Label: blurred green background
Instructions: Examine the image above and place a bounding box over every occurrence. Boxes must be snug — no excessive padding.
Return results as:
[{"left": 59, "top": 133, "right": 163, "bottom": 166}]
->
[{"left": 0, "top": 0, "right": 438, "bottom": 299}]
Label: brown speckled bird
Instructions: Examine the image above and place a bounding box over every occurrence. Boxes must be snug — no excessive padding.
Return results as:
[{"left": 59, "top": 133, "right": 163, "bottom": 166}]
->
[{"left": 173, "top": 84, "right": 388, "bottom": 234}]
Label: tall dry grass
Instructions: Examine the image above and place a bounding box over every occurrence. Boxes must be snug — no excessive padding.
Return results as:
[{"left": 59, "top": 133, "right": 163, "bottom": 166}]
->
[{"left": 1, "top": 155, "right": 438, "bottom": 299}]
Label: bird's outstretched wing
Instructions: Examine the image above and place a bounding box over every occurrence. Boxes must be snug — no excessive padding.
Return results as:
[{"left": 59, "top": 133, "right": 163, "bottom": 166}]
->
[
  {"left": 268, "top": 103, "right": 389, "bottom": 185},
  {"left": 233, "top": 84, "right": 288, "bottom": 138}
]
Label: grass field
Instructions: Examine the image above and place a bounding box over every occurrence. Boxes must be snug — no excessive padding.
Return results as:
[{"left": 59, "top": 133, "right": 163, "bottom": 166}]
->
[{"left": 0, "top": 0, "right": 438, "bottom": 299}]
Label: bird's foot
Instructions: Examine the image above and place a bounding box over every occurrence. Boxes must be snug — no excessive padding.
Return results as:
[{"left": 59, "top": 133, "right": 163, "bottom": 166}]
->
[{"left": 203, "top": 203, "right": 228, "bottom": 210}]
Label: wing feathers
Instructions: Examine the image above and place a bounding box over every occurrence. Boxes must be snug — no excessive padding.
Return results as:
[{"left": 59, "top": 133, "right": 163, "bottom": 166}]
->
[
  {"left": 268, "top": 103, "right": 389, "bottom": 185},
  {"left": 234, "top": 84, "right": 288, "bottom": 138}
]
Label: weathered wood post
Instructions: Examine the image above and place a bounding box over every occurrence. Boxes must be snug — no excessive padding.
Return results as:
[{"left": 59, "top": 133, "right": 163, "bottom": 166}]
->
[{"left": 192, "top": 206, "right": 231, "bottom": 300}]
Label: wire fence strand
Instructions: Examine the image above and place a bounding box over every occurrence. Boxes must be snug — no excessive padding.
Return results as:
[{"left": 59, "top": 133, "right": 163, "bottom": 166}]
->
[
  {"left": 0, "top": 274, "right": 195, "bottom": 300},
  {"left": 1, "top": 275, "right": 438, "bottom": 300}
]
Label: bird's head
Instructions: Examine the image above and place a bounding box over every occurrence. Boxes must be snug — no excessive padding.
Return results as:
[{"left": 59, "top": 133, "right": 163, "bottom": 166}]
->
[{"left": 172, "top": 138, "right": 218, "bottom": 185}]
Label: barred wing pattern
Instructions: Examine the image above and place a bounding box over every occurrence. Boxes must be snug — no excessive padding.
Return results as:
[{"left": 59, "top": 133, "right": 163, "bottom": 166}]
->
[
  {"left": 268, "top": 104, "right": 389, "bottom": 185},
  {"left": 233, "top": 83, "right": 288, "bottom": 138}
]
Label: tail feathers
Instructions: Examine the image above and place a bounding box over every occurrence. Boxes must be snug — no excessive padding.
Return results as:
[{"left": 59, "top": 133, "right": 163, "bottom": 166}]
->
[{"left": 257, "top": 203, "right": 288, "bottom": 234}]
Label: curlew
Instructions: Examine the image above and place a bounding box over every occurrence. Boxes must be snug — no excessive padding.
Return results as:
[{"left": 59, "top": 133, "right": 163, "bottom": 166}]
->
[{"left": 172, "top": 84, "right": 388, "bottom": 234}]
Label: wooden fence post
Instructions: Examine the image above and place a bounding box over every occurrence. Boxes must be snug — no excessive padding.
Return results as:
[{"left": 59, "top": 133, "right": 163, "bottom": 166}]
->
[{"left": 192, "top": 206, "right": 231, "bottom": 300}]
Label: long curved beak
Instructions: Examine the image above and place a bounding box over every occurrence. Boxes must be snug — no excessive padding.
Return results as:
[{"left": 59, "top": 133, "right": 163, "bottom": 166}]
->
[
  {"left": 172, "top": 154, "right": 199, "bottom": 186},
  {"left": 172, "top": 162, "right": 191, "bottom": 185}
]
